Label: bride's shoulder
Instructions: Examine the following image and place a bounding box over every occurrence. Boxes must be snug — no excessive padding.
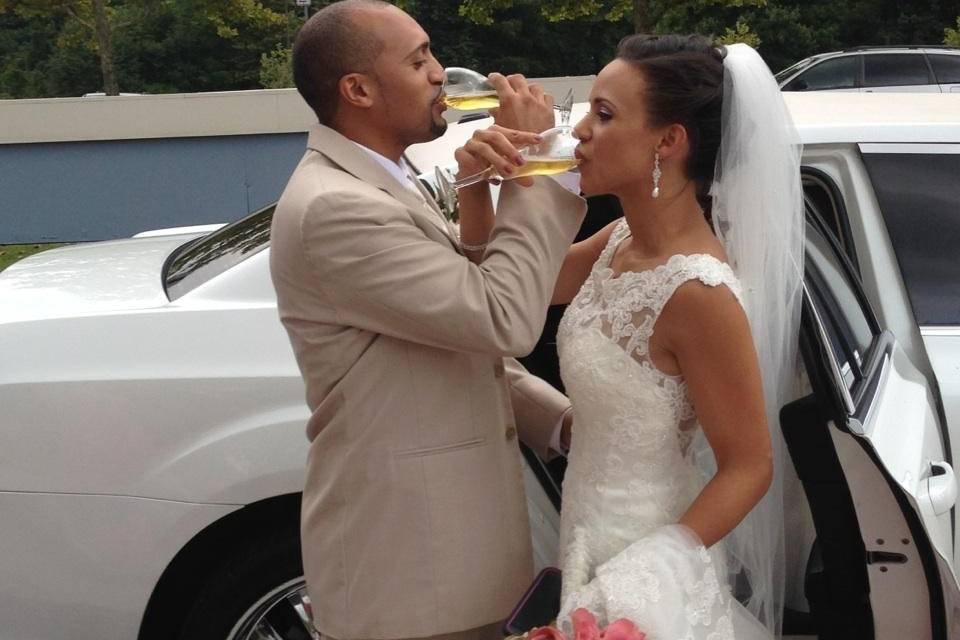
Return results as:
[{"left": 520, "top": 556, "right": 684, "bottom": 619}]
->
[{"left": 654, "top": 273, "right": 750, "bottom": 353}]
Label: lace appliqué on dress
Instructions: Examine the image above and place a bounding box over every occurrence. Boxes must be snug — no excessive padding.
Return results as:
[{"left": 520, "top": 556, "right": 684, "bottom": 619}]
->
[{"left": 555, "top": 218, "right": 761, "bottom": 640}]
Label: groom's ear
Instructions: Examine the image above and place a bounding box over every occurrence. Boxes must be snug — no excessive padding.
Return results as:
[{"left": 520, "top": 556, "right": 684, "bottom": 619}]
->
[{"left": 339, "top": 73, "right": 377, "bottom": 110}]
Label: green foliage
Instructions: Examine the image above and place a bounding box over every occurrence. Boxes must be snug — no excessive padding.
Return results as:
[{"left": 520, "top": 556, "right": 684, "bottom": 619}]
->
[
  {"left": 715, "top": 17, "right": 760, "bottom": 47},
  {"left": 946, "top": 17, "right": 960, "bottom": 46},
  {"left": 0, "top": 244, "right": 65, "bottom": 272},
  {"left": 259, "top": 43, "right": 292, "bottom": 88},
  {"left": 3, "top": 0, "right": 960, "bottom": 99},
  {"left": 458, "top": 0, "right": 513, "bottom": 25}
]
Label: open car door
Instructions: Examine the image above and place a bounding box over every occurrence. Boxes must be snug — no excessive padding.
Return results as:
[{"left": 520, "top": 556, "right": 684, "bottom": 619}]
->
[{"left": 783, "top": 213, "right": 960, "bottom": 639}]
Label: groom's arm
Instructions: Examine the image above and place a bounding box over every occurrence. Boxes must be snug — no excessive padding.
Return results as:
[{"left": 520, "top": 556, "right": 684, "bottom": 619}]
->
[
  {"left": 505, "top": 357, "right": 570, "bottom": 460},
  {"left": 299, "top": 177, "right": 586, "bottom": 356}
]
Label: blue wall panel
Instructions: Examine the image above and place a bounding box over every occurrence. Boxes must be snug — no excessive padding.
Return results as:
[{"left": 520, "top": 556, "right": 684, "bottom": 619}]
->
[{"left": 0, "top": 133, "right": 306, "bottom": 244}]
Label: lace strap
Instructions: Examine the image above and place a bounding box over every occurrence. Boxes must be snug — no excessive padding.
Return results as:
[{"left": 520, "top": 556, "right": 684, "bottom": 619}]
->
[
  {"left": 596, "top": 217, "right": 630, "bottom": 270},
  {"left": 653, "top": 254, "right": 744, "bottom": 316}
]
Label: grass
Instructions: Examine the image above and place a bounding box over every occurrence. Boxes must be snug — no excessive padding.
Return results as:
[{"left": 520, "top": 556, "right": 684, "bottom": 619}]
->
[{"left": 0, "top": 243, "right": 65, "bottom": 273}]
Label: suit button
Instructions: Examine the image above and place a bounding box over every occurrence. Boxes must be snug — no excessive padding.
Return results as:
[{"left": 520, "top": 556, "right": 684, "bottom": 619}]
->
[
  {"left": 505, "top": 426, "right": 517, "bottom": 440},
  {"left": 493, "top": 361, "right": 505, "bottom": 378}
]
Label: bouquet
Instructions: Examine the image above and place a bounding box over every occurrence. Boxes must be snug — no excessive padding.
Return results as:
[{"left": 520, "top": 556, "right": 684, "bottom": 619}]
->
[{"left": 523, "top": 608, "right": 646, "bottom": 640}]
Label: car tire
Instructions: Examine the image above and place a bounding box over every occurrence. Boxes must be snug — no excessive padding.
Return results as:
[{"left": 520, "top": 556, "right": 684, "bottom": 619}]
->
[{"left": 176, "top": 524, "right": 315, "bottom": 640}]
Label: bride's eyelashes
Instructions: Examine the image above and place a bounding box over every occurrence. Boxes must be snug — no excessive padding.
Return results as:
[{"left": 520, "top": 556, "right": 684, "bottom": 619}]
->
[{"left": 585, "top": 107, "right": 612, "bottom": 124}]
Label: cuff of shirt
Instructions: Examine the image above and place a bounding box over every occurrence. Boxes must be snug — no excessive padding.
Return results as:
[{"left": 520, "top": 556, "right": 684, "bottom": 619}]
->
[
  {"left": 547, "top": 171, "right": 581, "bottom": 195},
  {"left": 549, "top": 407, "right": 573, "bottom": 456}
]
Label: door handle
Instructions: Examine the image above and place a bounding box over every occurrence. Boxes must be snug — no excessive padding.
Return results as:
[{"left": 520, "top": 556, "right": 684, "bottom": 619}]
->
[{"left": 927, "top": 461, "right": 957, "bottom": 515}]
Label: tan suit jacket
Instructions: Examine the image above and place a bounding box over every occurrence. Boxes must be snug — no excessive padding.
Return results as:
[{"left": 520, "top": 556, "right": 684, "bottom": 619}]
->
[{"left": 269, "top": 124, "right": 586, "bottom": 640}]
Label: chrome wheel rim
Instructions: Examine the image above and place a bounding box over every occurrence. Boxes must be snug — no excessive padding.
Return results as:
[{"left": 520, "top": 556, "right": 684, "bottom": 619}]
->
[{"left": 228, "top": 576, "right": 320, "bottom": 640}]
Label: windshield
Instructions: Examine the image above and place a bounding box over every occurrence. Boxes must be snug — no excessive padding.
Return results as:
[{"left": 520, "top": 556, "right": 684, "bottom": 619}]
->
[{"left": 163, "top": 204, "right": 275, "bottom": 300}]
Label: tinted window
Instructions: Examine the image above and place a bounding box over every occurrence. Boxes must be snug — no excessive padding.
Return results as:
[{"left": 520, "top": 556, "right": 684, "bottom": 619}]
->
[
  {"left": 863, "top": 54, "right": 931, "bottom": 87},
  {"left": 803, "top": 172, "right": 858, "bottom": 270},
  {"left": 164, "top": 205, "right": 275, "bottom": 300},
  {"left": 775, "top": 57, "right": 822, "bottom": 83},
  {"left": 862, "top": 152, "right": 960, "bottom": 325},
  {"left": 929, "top": 54, "right": 960, "bottom": 84},
  {"left": 787, "top": 56, "right": 858, "bottom": 91},
  {"left": 805, "top": 219, "right": 877, "bottom": 391}
]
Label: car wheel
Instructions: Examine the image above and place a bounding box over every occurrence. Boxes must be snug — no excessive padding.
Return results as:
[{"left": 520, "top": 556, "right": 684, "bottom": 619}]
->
[{"left": 176, "top": 526, "right": 318, "bottom": 640}]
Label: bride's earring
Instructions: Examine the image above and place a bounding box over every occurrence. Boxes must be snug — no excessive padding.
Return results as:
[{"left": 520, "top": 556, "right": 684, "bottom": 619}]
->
[{"left": 651, "top": 152, "right": 662, "bottom": 199}]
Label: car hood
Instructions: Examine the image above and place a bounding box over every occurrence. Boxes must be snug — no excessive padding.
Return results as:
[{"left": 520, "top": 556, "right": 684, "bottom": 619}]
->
[{"left": 0, "top": 234, "right": 199, "bottom": 323}]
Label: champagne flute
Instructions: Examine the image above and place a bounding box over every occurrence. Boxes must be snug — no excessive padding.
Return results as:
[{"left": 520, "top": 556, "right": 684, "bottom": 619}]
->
[
  {"left": 442, "top": 67, "right": 500, "bottom": 110},
  {"left": 437, "top": 125, "right": 579, "bottom": 195},
  {"left": 443, "top": 67, "right": 575, "bottom": 124}
]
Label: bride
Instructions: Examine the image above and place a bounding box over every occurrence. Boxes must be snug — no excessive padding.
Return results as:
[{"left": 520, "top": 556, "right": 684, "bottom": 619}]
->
[{"left": 455, "top": 35, "right": 803, "bottom": 640}]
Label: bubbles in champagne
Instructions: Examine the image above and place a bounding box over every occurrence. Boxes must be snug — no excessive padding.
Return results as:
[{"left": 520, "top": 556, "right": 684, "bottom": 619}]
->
[
  {"left": 443, "top": 92, "right": 500, "bottom": 110},
  {"left": 513, "top": 157, "right": 579, "bottom": 178}
]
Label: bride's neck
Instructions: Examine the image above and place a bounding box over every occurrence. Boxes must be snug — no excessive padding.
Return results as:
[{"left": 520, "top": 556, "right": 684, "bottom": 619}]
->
[{"left": 617, "top": 179, "right": 706, "bottom": 257}]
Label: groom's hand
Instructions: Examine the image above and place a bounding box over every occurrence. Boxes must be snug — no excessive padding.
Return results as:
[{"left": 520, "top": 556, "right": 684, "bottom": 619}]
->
[{"left": 488, "top": 73, "right": 555, "bottom": 134}]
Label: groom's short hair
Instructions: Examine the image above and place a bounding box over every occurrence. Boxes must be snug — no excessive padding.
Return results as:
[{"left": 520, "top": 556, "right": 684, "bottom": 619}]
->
[{"left": 293, "top": 0, "right": 392, "bottom": 126}]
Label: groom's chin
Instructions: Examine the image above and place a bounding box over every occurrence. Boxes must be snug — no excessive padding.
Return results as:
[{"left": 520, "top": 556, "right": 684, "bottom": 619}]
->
[{"left": 429, "top": 118, "right": 448, "bottom": 139}]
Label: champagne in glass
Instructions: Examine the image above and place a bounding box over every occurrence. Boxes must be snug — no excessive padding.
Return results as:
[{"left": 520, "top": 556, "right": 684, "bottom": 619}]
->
[
  {"left": 512, "top": 157, "right": 579, "bottom": 178},
  {"left": 442, "top": 67, "right": 499, "bottom": 110},
  {"left": 437, "top": 125, "right": 579, "bottom": 191},
  {"left": 444, "top": 92, "right": 500, "bottom": 110},
  {"left": 442, "top": 68, "right": 575, "bottom": 122}
]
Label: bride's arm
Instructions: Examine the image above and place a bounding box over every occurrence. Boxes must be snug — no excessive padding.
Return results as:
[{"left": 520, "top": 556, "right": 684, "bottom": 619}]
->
[
  {"left": 658, "top": 282, "right": 773, "bottom": 548},
  {"left": 550, "top": 219, "right": 619, "bottom": 305}
]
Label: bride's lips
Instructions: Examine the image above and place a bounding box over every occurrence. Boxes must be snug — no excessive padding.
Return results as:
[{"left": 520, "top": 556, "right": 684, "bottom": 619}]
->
[{"left": 574, "top": 148, "right": 587, "bottom": 163}]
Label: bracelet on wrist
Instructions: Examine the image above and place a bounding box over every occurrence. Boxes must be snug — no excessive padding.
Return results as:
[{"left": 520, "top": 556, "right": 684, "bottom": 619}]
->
[{"left": 460, "top": 241, "right": 488, "bottom": 252}]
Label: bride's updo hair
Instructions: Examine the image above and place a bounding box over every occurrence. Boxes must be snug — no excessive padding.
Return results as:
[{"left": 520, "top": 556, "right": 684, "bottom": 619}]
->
[{"left": 616, "top": 34, "right": 725, "bottom": 218}]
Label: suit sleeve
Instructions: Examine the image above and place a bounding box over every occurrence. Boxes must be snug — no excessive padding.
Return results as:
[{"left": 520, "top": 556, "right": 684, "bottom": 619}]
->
[
  {"left": 504, "top": 357, "right": 570, "bottom": 460},
  {"left": 300, "top": 178, "right": 586, "bottom": 356}
]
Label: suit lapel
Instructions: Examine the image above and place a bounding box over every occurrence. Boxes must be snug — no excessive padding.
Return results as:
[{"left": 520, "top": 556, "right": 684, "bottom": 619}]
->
[{"left": 307, "top": 125, "right": 460, "bottom": 251}]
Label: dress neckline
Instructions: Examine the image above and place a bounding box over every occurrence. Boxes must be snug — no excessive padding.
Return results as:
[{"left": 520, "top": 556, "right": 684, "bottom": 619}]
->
[{"left": 601, "top": 221, "right": 732, "bottom": 283}]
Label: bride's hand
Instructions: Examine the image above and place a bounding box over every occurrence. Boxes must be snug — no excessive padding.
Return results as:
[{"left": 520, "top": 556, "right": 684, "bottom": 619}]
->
[{"left": 454, "top": 125, "right": 541, "bottom": 187}]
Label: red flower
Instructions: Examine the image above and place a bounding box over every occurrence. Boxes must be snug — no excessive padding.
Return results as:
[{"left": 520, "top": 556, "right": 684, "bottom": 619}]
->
[{"left": 528, "top": 609, "right": 646, "bottom": 640}]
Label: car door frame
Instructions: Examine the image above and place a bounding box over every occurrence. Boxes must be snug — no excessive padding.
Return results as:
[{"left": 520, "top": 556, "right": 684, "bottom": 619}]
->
[{"left": 789, "top": 211, "right": 959, "bottom": 638}]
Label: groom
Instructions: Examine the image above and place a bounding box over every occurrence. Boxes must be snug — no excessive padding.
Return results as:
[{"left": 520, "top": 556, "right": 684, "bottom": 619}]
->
[{"left": 269, "top": 2, "right": 586, "bottom": 640}]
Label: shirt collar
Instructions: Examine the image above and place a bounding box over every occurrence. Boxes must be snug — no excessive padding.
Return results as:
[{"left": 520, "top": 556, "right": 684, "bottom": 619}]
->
[{"left": 350, "top": 141, "right": 417, "bottom": 192}]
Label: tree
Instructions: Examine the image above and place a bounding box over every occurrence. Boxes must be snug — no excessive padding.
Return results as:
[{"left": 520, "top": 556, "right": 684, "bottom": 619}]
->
[
  {"left": 0, "top": 0, "right": 120, "bottom": 93},
  {"left": 946, "top": 17, "right": 960, "bottom": 47},
  {"left": 458, "top": 0, "right": 765, "bottom": 35},
  {"left": 259, "top": 44, "right": 293, "bottom": 88}
]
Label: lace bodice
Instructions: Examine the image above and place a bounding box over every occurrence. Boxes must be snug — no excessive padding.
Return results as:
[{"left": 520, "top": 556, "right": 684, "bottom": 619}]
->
[{"left": 555, "top": 219, "right": 766, "bottom": 640}]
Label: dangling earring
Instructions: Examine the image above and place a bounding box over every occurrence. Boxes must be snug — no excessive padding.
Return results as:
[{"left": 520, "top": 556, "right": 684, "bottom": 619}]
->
[{"left": 651, "top": 151, "right": 662, "bottom": 199}]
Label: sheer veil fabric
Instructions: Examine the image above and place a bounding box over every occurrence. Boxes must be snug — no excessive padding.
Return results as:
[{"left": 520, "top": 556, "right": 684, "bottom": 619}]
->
[{"left": 699, "top": 42, "right": 805, "bottom": 636}]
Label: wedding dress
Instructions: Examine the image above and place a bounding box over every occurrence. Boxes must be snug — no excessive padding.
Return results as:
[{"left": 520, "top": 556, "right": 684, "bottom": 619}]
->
[{"left": 555, "top": 218, "right": 772, "bottom": 640}]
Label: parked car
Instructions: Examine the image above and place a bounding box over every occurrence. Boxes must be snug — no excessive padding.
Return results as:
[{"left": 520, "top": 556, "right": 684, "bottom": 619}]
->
[
  {"left": 777, "top": 46, "right": 960, "bottom": 93},
  {"left": 1, "top": 93, "right": 959, "bottom": 640}
]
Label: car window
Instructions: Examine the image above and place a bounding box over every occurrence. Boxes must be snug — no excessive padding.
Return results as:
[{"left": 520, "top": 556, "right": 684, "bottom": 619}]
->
[
  {"left": 863, "top": 53, "right": 932, "bottom": 87},
  {"left": 802, "top": 169, "right": 858, "bottom": 272},
  {"left": 775, "top": 57, "right": 821, "bottom": 84},
  {"left": 861, "top": 150, "right": 960, "bottom": 325},
  {"left": 929, "top": 54, "right": 960, "bottom": 84},
  {"left": 805, "top": 217, "right": 877, "bottom": 392},
  {"left": 786, "top": 56, "right": 858, "bottom": 91},
  {"left": 164, "top": 204, "right": 275, "bottom": 300}
]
